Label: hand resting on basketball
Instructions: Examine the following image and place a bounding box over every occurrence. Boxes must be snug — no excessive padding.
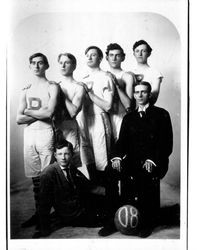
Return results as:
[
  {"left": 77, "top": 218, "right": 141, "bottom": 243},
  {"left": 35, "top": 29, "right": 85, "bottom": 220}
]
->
[{"left": 112, "top": 159, "right": 122, "bottom": 172}]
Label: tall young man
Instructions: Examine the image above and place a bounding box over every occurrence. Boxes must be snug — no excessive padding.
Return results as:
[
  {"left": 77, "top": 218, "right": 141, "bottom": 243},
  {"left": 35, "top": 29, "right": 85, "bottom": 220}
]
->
[
  {"left": 16, "top": 53, "right": 59, "bottom": 228},
  {"left": 132, "top": 40, "right": 163, "bottom": 104},
  {"left": 106, "top": 43, "right": 135, "bottom": 141},
  {"left": 56, "top": 53, "right": 85, "bottom": 168},
  {"left": 78, "top": 46, "right": 114, "bottom": 183}
]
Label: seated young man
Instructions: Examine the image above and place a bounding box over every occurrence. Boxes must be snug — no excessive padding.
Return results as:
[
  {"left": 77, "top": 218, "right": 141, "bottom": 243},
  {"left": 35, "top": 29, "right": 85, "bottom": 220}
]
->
[
  {"left": 99, "top": 81, "right": 173, "bottom": 237},
  {"left": 33, "top": 139, "right": 106, "bottom": 238}
]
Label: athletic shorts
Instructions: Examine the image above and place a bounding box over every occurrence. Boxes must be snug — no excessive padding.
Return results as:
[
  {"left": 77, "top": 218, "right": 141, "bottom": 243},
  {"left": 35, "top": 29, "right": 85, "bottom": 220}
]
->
[{"left": 24, "top": 126, "right": 54, "bottom": 177}]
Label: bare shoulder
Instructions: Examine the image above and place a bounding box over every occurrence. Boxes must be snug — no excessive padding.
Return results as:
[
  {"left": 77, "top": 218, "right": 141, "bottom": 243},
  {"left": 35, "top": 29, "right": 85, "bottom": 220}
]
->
[
  {"left": 105, "top": 71, "right": 114, "bottom": 78},
  {"left": 75, "top": 82, "right": 86, "bottom": 94},
  {"left": 22, "top": 83, "right": 31, "bottom": 91},
  {"left": 48, "top": 81, "right": 59, "bottom": 89},
  {"left": 48, "top": 81, "right": 59, "bottom": 96},
  {"left": 48, "top": 80, "right": 59, "bottom": 86},
  {"left": 122, "top": 71, "right": 135, "bottom": 82}
]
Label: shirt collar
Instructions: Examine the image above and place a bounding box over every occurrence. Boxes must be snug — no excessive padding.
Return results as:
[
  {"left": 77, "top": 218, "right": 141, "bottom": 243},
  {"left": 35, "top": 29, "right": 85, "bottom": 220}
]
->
[
  {"left": 60, "top": 164, "right": 71, "bottom": 171},
  {"left": 137, "top": 103, "right": 149, "bottom": 112}
]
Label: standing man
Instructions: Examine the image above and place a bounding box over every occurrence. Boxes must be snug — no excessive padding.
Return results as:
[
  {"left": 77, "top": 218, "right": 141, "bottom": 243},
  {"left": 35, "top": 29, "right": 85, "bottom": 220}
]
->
[
  {"left": 106, "top": 43, "right": 135, "bottom": 141},
  {"left": 56, "top": 52, "right": 85, "bottom": 168},
  {"left": 132, "top": 40, "right": 163, "bottom": 104},
  {"left": 16, "top": 53, "right": 59, "bottom": 228},
  {"left": 78, "top": 46, "right": 114, "bottom": 183},
  {"left": 99, "top": 81, "right": 173, "bottom": 237}
]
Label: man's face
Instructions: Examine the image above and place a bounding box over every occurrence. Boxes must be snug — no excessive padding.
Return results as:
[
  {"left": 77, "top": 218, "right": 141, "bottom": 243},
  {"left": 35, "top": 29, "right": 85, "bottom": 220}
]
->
[
  {"left": 54, "top": 147, "right": 73, "bottom": 167},
  {"left": 133, "top": 44, "right": 150, "bottom": 64},
  {"left": 58, "top": 55, "right": 75, "bottom": 76},
  {"left": 30, "top": 56, "right": 48, "bottom": 76},
  {"left": 86, "top": 49, "right": 101, "bottom": 68},
  {"left": 134, "top": 85, "right": 150, "bottom": 106},
  {"left": 107, "top": 49, "right": 124, "bottom": 69}
]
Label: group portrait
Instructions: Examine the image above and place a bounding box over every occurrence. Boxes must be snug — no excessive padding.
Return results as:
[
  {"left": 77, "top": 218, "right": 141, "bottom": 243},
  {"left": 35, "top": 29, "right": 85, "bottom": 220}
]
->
[{"left": 7, "top": 1, "right": 188, "bottom": 250}]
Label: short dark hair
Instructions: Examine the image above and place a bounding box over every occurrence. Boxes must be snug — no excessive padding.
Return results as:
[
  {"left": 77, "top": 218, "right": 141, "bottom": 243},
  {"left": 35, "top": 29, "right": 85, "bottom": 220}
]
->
[
  {"left": 132, "top": 40, "right": 152, "bottom": 55},
  {"left": 85, "top": 46, "right": 103, "bottom": 59},
  {"left": 54, "top": 139, "right": 74, "bottom": 154},
  {"left": 29, "top": 53, "right": 49, "bottom": 68},
  {"left": 57, "top": 53, "right": 77, "bottom": 68},
  {"left": 134, "top": 81, "right": 152, "bottom": 93},
  {"left": 105, "top": 43, "right": 125, "bottom": 57}
]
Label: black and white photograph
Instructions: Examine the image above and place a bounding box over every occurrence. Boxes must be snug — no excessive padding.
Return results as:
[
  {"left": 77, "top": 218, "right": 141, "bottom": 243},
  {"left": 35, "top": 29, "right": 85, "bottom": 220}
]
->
[{"left": 5, "top": 0, "right": 189, "bottom": 249}]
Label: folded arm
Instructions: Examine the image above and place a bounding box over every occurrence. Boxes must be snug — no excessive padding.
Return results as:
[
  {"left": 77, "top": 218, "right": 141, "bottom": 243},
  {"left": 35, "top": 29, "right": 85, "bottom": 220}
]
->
[
  {"left": 16, "top": 90, "right": 37, "bottom": 125},
  {"left": 24, "top": 83, "right": 59, "bottom": 120}
]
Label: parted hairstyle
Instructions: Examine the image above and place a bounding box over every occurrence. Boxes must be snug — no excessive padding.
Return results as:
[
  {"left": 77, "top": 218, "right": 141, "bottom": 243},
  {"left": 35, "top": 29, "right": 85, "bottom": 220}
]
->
[
  {"left": 29, "top": 53, "right": 49, "bottom": 69},
  {"left": 105, "top": 43, "right": 125, "bottom": 58},
  {"left": 57, "top": 53, "right": 77, "bottom": 69},
  {"left": 132, "top": 40, "right": 152, "bottom": 55},
  {"left": 133, "top": 81, "right": 152, "bottom": 93},
  {"left": 54, "top": 139, "right": 74, "bottom": 154},
  {"left": 85, "top": 46, "right": 103, "bottom": 59}
]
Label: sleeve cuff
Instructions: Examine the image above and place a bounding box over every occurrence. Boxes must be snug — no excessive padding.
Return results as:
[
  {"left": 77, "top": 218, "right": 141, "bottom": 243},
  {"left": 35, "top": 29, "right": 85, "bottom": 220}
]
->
[
  {"left": 146, "top": 159, "right": 157, "bottom": 167},
  {"left": 111, "top": 157, "right": 122, "bottom": 163}
]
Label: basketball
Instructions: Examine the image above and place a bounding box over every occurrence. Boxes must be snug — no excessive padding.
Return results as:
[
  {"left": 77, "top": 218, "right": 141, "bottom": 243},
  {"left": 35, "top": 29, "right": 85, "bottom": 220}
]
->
[{"left": 114, "top": 205, "right": 140, "bottom": 235}]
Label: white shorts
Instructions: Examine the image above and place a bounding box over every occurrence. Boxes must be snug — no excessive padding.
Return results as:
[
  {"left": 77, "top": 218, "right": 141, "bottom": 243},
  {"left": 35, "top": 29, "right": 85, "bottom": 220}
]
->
[
  {"left": 78, "top": 112, "right": 112, "bottom": 171},
  {"left": 24, "top": 127, "right": 54, "bottom": 177}
]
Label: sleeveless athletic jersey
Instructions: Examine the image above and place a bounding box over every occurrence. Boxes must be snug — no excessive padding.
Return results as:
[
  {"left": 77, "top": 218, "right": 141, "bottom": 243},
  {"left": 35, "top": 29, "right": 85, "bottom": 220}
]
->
[
  {"left": 132, "top": 65, "right": 163, "bottom": 86},
  {"left": 25, "top": 82, "right": 52, "bottom": 130},
  {"left": 77, "top": 70, "right": 114, "bottom": 171}
]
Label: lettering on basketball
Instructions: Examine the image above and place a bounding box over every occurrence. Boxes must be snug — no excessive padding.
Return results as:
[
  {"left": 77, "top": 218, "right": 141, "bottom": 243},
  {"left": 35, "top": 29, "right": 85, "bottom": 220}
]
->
[
  {"left": 130, "top": 207, "right": 138, "bottom": 228},
  {"left": 118, "top": 206, "right": 128, "bottom": 228}
]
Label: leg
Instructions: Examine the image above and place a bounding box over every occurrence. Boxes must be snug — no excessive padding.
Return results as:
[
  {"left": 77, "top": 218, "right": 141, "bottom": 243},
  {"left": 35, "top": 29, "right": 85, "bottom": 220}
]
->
[
  {"left": 98, "top": 165, "right": 120, "bottom": 237},
  {"left": 37, "top": 128, "right": 54, "bottom": 171}
]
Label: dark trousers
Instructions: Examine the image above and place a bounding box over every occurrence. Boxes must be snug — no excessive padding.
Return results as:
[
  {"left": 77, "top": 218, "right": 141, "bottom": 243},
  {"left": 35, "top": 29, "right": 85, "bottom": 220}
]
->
[{"left": 120, "top": 171, "right": 160, "bottom": 227}]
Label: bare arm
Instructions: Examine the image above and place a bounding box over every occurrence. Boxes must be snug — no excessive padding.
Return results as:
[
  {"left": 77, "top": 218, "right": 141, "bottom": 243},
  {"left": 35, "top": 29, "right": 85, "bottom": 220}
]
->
[
  {"left": 150, "top": 77, "right": 162, "bottom": 104},
  {"left": 65, "top": 85, "right": 85, "bottom": 118},
  {"left": 116, "top": 72, "right": 135, "bottom": 109},
  {"left": 16, "top": 90, "right": 37, "bottom": 125},
  {"left": 87, "top": 78, "right": 114, "bottom": 112},
  {"left": 24, "top": 83, "right": 59, "bottom": 120}
]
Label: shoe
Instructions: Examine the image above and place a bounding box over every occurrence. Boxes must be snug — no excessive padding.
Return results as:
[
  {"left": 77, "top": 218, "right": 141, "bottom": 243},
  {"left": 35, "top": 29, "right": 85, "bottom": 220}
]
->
[
  {"left": 21, "top": 214, "right": 38, "bottom": 228},
  {"left": 98, "top": 224, "right": 117, "bottom": 237},
  {"left": 32, "top": 231, "right": 42, "bottom": 239},
  {"left": 138, "top": 227, "right": 153, "bottom": 238},
  {"left": 32, "top": 230, "right": 51, "bottom": 239}
]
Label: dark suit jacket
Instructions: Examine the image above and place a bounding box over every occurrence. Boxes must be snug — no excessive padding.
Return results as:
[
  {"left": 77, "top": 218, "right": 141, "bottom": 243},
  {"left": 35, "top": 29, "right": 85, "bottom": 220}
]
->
[
  {"left": 38, "top": 162, "right": 94, "bottom": 234},
  {"left": 112, "top": 105, "right": 173, "bottom": 179}
]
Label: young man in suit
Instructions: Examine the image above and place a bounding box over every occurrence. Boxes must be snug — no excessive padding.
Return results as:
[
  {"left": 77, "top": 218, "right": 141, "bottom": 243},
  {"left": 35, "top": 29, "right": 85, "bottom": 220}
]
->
[
  {"left": 33, "top": 139, "right": 105, "bottom": 238},
  {"left": 99, "top": 81, "right": 173, "bottom": 237}
]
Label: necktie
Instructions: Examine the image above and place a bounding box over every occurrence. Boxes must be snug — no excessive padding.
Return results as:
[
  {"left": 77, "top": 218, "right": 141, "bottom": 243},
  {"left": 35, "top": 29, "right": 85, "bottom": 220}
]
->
[
  {"left": 139, "top": 111, "right": 146, "bottom": 118},
  {"left": 63, "top": 168, "right": 74, "bottom": 187}
]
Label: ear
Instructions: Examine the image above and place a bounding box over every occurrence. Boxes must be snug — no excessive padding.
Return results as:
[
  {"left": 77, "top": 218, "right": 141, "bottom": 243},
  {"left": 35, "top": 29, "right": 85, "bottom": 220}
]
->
[
  {"left": 121, "top": 55, "right": 125, "bottom": 62},
  {"left": 106, "top": 55, "right": 109, "bottom": 61},
  {"left": 45, "top": 64, "right": 49, "bottom": 70},
  {"left": 54, "top": 152, "right": 57, "bottom": 159},
  {"left": 147, "top": 52, "right": 151, "bottom": 58}
]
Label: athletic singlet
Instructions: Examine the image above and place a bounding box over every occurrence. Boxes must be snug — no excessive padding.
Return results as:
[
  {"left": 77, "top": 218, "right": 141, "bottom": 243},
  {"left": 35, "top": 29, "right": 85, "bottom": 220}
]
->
[{"left": 25, "top": 82, "right": 52, "bottom": 130}]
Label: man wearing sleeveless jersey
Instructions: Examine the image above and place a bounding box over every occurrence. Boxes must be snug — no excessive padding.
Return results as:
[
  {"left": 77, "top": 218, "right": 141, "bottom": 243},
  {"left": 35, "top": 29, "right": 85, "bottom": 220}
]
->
[
  {"left": 105, "top": 43, "right": 135, "bottom": 142},
  {"left": 16, "top": 53, "right": 59, "bottom": 228},
  {"left": 56, "top": 53, "right": 85, "bottom": 168},
  {"left": 78, "top": 46, "right": 114, "bottom": 183}
]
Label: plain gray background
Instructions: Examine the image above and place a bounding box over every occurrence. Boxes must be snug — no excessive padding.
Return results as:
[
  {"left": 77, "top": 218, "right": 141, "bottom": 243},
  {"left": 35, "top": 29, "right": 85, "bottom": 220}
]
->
[{"left": 6, "top": 0, "right": 189, "bottom": 250}]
